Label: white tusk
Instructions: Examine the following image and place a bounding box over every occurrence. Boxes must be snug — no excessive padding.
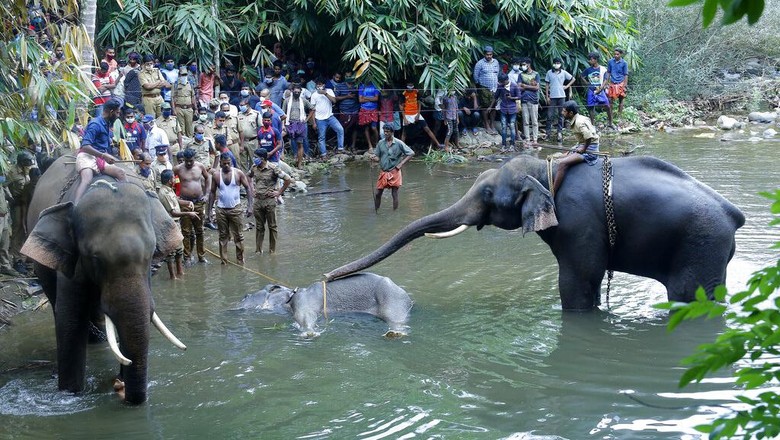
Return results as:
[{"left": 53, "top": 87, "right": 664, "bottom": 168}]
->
[
  {"left": 105, "top": 315, "right": 132, "bottom": 366},
  {"left": 152, "top": 312, "right": 187, "bottom": 351},
  {"left": 425, "top": 224, "right": 469, "bottom": 239}
]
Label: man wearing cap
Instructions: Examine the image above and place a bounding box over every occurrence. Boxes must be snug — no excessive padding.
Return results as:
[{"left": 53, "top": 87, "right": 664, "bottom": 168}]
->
[
  {"left": 472, "top": 45, "right": 501, "bottom": 134},
  {"left": 237, "top": 97, "right": 261, "bottom": 171},
  {"left": 258, "top": 99, "right": 283, "bottom": 141},
  {"left": 373, "top": 125, "right": 414, "bottom": 212},
  {"left": 210, "top": 152, "right": 252, "bottom": 265},
  {"left": 248, "top": 148, "right": 292, "bottom": 254},
  {"left": 153, "top": 145, "right": 173, "bottom": 188},
  {"left": 142, "top": 114, "right": 170, "bottom": 159},
  {"left": 173, "top": 65, "right": 197, "bottom": 137},
  {"left": 156, "top": 102, "right": 183, "bottom": 155},
  {"left": 139, "top": 54, "right": 170, "bottom": 118},
  {"left": 174, "top": 148, "right": 212, "bottom": 264},
  {"left": 73, "top": 98, "right": 127, "bottom": 203}
]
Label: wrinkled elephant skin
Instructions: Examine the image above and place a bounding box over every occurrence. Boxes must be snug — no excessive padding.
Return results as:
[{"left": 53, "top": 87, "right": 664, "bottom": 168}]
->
[
  {"left": 22, "top": 156, "right": 183, "bottom": 404},
  {"left": 326, "top": 156, "right": 745, "bottom": 311}
]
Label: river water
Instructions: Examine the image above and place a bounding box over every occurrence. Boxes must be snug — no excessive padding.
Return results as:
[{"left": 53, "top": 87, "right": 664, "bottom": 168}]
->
[{"left": 1, "top": 129, "right": 778, "bottom": 439}]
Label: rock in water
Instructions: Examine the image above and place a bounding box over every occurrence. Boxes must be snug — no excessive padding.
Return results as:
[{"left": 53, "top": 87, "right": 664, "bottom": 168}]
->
[
  {"left": 763, "top": 128, "right": 777, "bottom": 138},
  {"left": 717, "top": 115, "right": 739, "bottom": 130},
  {"left": 748, "top": 112, "right": 777, "bottom": 123}
]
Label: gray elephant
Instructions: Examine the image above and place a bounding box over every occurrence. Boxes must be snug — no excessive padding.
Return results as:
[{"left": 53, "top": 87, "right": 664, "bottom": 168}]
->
[
  {"left": 21, "top": 156, "right": 186, "bottom": 404},
  {"left": 237, "top": 273, "right": 413, "bottom": 337},
  {"left": 326, "top": 156, "right": 745, "bottom": 311}
]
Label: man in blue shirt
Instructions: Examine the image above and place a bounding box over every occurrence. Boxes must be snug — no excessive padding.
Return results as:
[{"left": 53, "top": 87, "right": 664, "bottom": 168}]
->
[
  {"left": 581, "top": 52, "right": 614, "bottom": 128},
  {"left": 472, "top": 45, "right": 500, "bottom": 134},
  {"left": 74, "top": 98, "right": 127, "bottom": 203},
  {"left": 606, "top": 48, "right": 629, "bottom": 116}
]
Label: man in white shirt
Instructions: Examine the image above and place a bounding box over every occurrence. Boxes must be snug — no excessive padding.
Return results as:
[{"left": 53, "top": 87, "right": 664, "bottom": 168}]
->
[
  {"left": 308, "top": 77, "right": 344, "bottom": 157},
  {"left": 142, "top": 114, "right": 170, "bottom": 159}
]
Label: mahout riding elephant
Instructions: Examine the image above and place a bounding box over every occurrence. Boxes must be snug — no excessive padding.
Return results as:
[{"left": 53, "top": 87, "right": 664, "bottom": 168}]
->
[
  {"left": 236, "top": 273, "right": 413, "bottom": 337},
  {"left": 326, "top": 156, "right": 745, "bottom": 311},
  {"left": 21, "top": 156, "right": 186, "bottom": 404}
]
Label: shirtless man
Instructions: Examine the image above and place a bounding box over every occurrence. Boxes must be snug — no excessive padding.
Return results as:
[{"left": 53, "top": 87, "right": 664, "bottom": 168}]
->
[
  {"left": 173, "top": 148, "right": 211, "bottom": 265},
  {"left": 209, "top": 152, "right": 252, "bottom": 265}
]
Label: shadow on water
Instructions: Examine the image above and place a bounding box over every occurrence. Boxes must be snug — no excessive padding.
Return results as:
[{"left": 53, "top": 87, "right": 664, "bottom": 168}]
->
[{"left": 0, "top": 130, "right": 778, "bottom": 438}]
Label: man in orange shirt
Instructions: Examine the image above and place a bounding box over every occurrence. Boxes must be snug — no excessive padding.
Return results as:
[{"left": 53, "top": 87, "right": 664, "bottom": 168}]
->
[{"left": 400, "top": 81, "right": 442, "bottom": 150}]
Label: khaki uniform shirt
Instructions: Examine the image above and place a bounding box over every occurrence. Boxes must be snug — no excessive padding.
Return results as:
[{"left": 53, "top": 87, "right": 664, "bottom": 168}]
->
[
  {"left": 138, "top": 168, "right": 157, "bottom": 192},
  {"left": 237, "top": 109, "right": 260, "bottom": 140},
  {"left": 186, "top": 138, "right": 215, "bottom": 166},
  {"left": 212, "top": 123, "right": 239, "bottom": 146},
  {"left": 251, "top": 163, "right": 289, "bottom": 203},
  {"left": 157, "top": 185, "right": 181, "bottom": 224},
  {"left": 570, "top": 114, "right": 599, "bottom": 145},
  {"left": 0, "top": 185, "right": 9, "bottom": 216},
  {"left": 139, "top": 68, "right": 165, "bottom": 96},
  {"left": 156, "top": 116, "right": 182, "bottom": 146},
  {"left": 173, "top": 81, "right": 195, "bottom": 107}
]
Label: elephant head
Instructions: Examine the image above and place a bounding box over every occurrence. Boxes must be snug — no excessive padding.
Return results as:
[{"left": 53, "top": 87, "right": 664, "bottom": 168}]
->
[
  {"left": 325, "top": 161, "right": 557, "bottom": 280},
  {"left": 22, "top": 180, "right": 185, "bottom": 404}
]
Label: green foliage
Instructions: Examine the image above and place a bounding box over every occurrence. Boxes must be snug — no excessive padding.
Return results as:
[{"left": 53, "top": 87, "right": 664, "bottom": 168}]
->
[
  {"left": 422, "top": 150, "right": 468, "bottom": 164},
  {"left": 668, "top": 0, "right": 765, "bottom": 28},
  {"left": 0, "top": 0, "right": 96, "bottom": 156},
  {"left": 618, "top": 105, "right": 642, "bottom": 126},
  {"left": 96, "top": 0, "right": 638, "bottom": 92},
  {"left": 656, "top": 189, "right": 780, "bottom": 439},
  {"left": 634, "top": 88, "right": 698, "bottom": 125}
]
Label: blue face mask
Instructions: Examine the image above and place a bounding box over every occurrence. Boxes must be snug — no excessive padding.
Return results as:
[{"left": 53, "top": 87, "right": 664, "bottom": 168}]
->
[
  {"left": 162, "top": 110, "right": 172, "bottom": 117},
  {"left": 0, "top": 176, "right": 6, "bottom": 184},
  {"left": 265, "top": 78, "right": 273, "bottom": 84},
  {"left": 239, "top": 105, "right": 247, "bottom": 113},
  {"left": 139, "top": 167, "right": 151, "bottom": 178},
  {"left": 253, "top": 158, "right": 262, "bottom": 166},
  {"left": 165, "top": 62, "right": 175, "bottom": 70},
  {"left": 194, "top": 133, "right": 204, "bottom": 141},
  {"left": 189, "top": 65, "right": 197, "bottom": 73}
]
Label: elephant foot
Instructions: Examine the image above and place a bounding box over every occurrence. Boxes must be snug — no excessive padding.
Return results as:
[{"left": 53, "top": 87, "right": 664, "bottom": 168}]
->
[{"left": 113, "top": 378, "right": 126, "bottom": 400}]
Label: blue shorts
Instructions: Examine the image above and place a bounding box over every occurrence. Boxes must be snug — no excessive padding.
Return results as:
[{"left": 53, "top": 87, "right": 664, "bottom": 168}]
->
[
  {"left": 432, "top": 110, "right": 444, "bottom": 121},
  {"left": 586, "top": 89, "right": 610, "bottom": 107},
  {"left": 577, "top": 143, "right": 600, "bottom": 165}
]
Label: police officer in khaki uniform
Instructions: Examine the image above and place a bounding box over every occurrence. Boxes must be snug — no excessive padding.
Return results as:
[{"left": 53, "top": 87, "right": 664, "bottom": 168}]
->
[
  {"left": 212, "top": 111, "right": 240, "bottom": 163},
  {"left": 139, "top": 54, "right": 170, "bottom": 118},
  {"left": 173, "top": 66, "right": 197, "bottom": 138},
  {"left": 156, "top": 102, "right": 183, "bottom": 155},
  {"left": 237, "top": 97, "right": 260, "bottom": 172},
  {"left": 187, "top": 124, "right": 216, "bottom": 168}
]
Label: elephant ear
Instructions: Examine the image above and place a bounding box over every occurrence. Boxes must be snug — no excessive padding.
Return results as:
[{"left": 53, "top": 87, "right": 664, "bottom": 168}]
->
[
  {"left": 519, "top": 176, "right": 558, "bottom": 235},
  {"left": 21, "top": 202, "right": 78, "bottom": 277},
  {"left": 146, "top": 190, "right": 184, "bottom": 259}
]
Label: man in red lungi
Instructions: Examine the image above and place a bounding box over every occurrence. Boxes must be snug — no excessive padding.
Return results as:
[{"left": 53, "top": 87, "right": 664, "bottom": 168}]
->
[{"left": 373, "top": 125, "right": 414, "bottom": 212}]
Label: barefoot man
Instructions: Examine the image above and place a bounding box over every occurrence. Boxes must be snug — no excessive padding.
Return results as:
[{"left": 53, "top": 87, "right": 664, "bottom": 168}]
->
[{"left": 173, "top": 148, "right": 211, "bottom": 265}]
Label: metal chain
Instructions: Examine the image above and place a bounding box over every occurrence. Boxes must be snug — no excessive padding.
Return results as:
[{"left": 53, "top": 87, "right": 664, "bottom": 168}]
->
[{"left": 602, "top": 156, "right": 617, "bottom": 309}]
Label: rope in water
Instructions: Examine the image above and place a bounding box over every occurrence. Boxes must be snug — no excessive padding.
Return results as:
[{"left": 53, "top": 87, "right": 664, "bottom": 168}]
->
[{"left": 203, "top": 247, "right": 288, "bottom": 286}]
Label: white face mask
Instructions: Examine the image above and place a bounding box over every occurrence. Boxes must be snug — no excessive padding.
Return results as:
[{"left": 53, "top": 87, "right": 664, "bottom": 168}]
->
[
  {"left": 521, "top": 65, "right": 528, "bottom": 72},
  {"left": 553, "top": 63, "right": 561, "bottom": 70},
  {"left": 512, "top": 65, "right": 520, "bottom": 71}
]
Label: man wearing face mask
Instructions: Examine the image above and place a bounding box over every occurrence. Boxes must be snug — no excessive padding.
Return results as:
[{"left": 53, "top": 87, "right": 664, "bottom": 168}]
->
[
  {"left": 309, "top": 77, "right": 344, "bottom": 157},
  {"left": 258, "top": 111, "right": 283, "bottom": 164},
  {"left": 212, "top": 111, "right": 240, "bottom": 162},
  {"left": 237, "top": 97, "right": 261, "bottom": 171},
  {"left": 139, "top": 54, "right": 171, "bottom": 118},
  {"left": 101, "top": 46, "right": 118, "bottom": 79},
  {"left": 137, "top": 153, "right": 156, "bottom": 191},
  {"left": 248, "top": 148, "right": 292, "bottom": 254},
  {"left": 159, "top": 56, "right": 178, "bottom": 103},
  {"left": 545, "top": 57, "right": 575, "bottom": 143},
  {"left": 283, "top": 83, "right": 312, "bottom": 168},
  {"left": 220, "top": 65, "right": 243, "bottom": 100},
  {"left": 186, "top": 124, "right": 216, "bottom": 167},
  {"left": 518, "top": 58, "right": 541, "bottom": 147},
  {"left": 172, "top": 65, "right": 197, "bottom": 137},
  {"left": 73, "top": 99, "right": 127, "bottom": 203},
  {"left": 143, "top": 114, "right": 170, "bottom": 159},
  {"left": 218, "top": 92, "right": 239, "bottom": 118},
  {"left": 156, "top": 102, "right": 183, "bottom": 155},
  {"left": 123, "top": 108, "right": 146, "bottom": 153}
]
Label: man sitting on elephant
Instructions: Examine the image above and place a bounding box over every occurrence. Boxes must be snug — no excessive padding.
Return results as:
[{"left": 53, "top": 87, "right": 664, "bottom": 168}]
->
[
  {"left": 74, "top": 98, "right": 127, "bottom": 203},
  {"left": 552, "top": 100, "right": 599, "bottom": 195}
]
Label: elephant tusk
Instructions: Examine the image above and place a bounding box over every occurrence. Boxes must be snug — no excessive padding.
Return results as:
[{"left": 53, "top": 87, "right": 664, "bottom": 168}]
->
[
  {"left": 425, "top": 225, "right": 469, "bottom": 239},
  {"left": 105, "top": 315, "right": 133, "bottom": 366},
  {"left": 152, "top": 312, "right": 187, "bottom": 351}
]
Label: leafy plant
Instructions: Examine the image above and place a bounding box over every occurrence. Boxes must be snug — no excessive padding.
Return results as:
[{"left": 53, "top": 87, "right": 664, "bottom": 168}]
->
[
  {"left": 657, "top": 189, "right": 780, "bottom": 439},
  {"left": 668, "top": 0, "right": 765, "bottom": 28}
]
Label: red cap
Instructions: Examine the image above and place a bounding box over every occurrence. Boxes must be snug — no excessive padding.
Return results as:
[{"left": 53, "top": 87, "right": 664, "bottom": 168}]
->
[{"left": 262, "top": 100, "right": 273, "bottom": 107}]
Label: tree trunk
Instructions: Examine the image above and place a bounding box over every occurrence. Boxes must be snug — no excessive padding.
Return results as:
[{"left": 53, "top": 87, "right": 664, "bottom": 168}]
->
[{"left": 80, "top": 0, "right": 98, "bottom": 67}]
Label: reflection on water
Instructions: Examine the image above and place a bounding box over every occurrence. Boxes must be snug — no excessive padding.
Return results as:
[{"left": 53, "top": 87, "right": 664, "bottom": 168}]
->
[{"left": 1, "top": 130, "right": 778, "bottom": 439}]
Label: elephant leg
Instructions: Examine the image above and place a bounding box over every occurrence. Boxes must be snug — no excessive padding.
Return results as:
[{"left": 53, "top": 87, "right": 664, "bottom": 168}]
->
[
  {"left": 53, "top": 274, "right": 90, "bottom": 393},
  {"left": 34, "top": 262, "right": 57, "bottom": 310},
  {"left": 557, "top": 258, "right": 606, "bottom": 311}
]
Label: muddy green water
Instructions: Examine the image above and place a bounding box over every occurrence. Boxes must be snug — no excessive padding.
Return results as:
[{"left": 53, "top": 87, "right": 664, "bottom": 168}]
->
[{"left": 1, "top": 129, "right": 779, "bottom": 439}]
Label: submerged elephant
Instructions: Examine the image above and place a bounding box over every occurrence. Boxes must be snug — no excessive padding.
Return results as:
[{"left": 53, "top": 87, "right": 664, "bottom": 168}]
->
[
  {"left": 237, "top": 273, "right": 413, "bottom": 337},
  {"left": 21, "top": 156, "right": 186, "bottom": 404},
  {"left": 326, "top": 156, "right": 745, "bottom": 310}
]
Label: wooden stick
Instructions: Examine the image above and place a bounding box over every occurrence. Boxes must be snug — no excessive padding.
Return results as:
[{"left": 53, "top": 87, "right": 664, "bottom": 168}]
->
[
  {"left": 65, "top": 160, "right": 140, "bottom": 164},
  {"left": 535, "top": 142, "right": 611, "bottom": 156}
]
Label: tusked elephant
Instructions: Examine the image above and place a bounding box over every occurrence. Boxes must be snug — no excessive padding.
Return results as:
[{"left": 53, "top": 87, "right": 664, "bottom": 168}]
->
[
  {"left": 326, "top": 155, "right": 745, "bottom": 311},
  {"left": 21, "top": 156, "right": 186, "bottom": 404}
]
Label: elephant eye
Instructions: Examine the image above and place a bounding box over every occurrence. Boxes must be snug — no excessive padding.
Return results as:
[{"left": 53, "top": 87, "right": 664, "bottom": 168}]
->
[{"left": 482, "top": 186, "right": 494, "bottom": 201}]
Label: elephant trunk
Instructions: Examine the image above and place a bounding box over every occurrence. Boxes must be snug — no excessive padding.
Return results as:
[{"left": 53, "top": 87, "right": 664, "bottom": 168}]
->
[
  {"left": 106, "top": 281, "right": 151, "bottom": 405},
  {"left": 325, "top": 203, "right": 471, "bottom": 280}
]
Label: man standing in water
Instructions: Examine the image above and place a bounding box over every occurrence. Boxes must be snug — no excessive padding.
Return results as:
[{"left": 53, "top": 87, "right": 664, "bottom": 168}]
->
[
  {"left": 373, "top": 125, "right": 414, "bottom": 212},
  {"left": 174, "top": 148, "right": 211, "bottom": 265},
  {"left": 210, "top": 152, "right": 252, "bottom": 265}
]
